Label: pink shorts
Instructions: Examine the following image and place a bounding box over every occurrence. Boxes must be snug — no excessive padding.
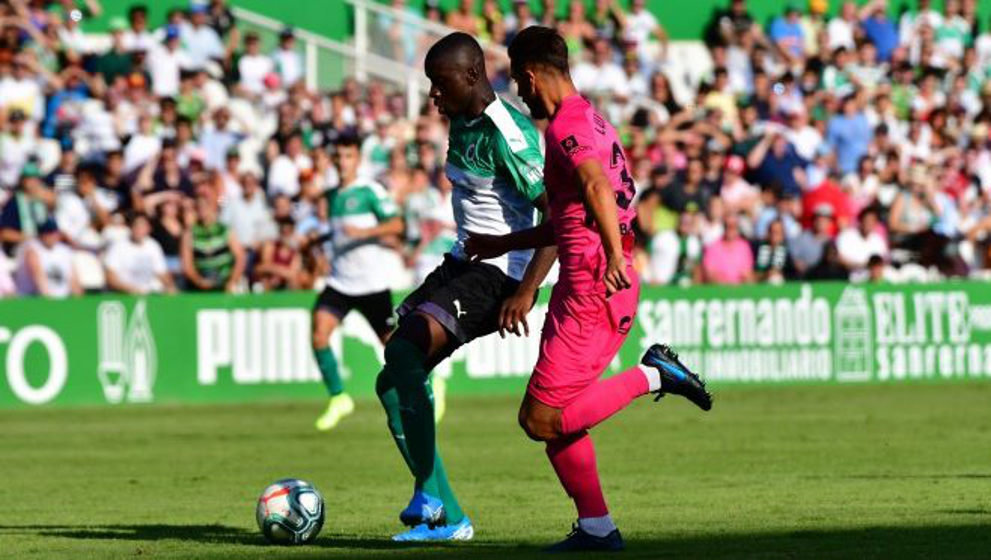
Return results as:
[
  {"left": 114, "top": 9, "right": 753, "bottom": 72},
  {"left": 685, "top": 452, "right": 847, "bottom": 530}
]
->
[{"left": 528, "top": 278, "right": 640, "bottom": 409}]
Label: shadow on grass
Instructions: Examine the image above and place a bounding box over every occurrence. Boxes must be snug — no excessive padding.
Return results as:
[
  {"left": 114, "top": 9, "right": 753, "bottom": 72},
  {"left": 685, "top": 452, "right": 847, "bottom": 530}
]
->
[
  {"left": 0, "top": 524, "right": 264, "bottom": 546},
  {"left": 0, "top": 523, "right": 526, "bottom": 553},
  {"left": 1, "top": 522, "right": 990, "bottom": 558},
  {"left": 803, "top": 473, "right": 991, "bottom": 480}
]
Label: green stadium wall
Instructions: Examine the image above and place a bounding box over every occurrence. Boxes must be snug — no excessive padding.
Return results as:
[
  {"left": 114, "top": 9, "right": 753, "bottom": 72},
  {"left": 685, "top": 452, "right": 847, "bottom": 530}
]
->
[
  {"left": 78, "top": 0, "right": 991, "bottom": 89},
  {"left": 2, "top": 281, "right": 990, "bottom": 408},
  {"left": 83, "top": 0, "right": 350, "bottom": 41},
  {"left": 84, "top": 1, "right": 991, "bottom": 42}
]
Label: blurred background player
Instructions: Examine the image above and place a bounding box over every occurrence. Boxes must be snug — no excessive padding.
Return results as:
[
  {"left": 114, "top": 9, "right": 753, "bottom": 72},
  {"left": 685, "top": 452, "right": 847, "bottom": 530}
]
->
[
  {"left": 377, "top": 32, "right": 557, "bottom": 542},
  {"left": 469, "top": 26, "right": 712, "bottom": 552},
  {"left": 312, "top": 135, "right": 403, "bottom": 431}
]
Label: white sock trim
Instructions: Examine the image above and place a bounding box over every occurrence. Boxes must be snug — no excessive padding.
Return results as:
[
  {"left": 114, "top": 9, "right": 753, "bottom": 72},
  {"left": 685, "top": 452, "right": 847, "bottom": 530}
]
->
[
  {"left": 638, "top": 363, "right": 662, "bottom": 392},
  {"left": 578, "top": 514, "right": 617, "bottom": 537}
]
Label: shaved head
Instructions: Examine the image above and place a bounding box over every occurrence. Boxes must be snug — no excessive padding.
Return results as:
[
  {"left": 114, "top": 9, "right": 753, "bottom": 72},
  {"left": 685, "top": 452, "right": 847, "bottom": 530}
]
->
[
  {"left": 425, "top": 32, "right": 486, "bottom": 74},
  {"left": 424, "top": 32, "right": 493, "bottom": 118}
]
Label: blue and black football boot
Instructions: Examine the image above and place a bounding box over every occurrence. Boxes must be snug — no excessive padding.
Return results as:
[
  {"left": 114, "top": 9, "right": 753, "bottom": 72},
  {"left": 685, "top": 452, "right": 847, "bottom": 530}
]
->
[{"left": 641, "top": 344, "right": 713, "bottom": 411}]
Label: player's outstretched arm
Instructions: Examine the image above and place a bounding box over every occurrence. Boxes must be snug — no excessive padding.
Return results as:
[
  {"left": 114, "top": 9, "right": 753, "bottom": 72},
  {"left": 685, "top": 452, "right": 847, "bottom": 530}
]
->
[
  {"left": 497, "top": 194, "right": 558, "bottom": 337},
  {"left": 575, "top": 159, "right": 632, "bottom": 296},
  {"left": 464, "top": 220, "right": 555, "bottom": 260},
  {"left": 514, "top": 193, "right": 558, "bottom": 290},
  {"left": 496, "top": 242, "right": 556, "bottom": 338}
]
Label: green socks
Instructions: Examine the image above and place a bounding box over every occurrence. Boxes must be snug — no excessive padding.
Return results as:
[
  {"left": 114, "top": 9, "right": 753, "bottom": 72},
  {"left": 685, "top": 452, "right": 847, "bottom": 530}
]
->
[
  {"left": 429, "top": 444, "right": 465, "bottom": 523},
  {"left": 377, "top": 383, "right": 417, "bottom": 475},
  {"left": 314, "top": 346, "right": 343, "bottom": 396},
  {"left": 380, "top": 338, "right": 465, "bottom": 524},
  {"left": 397, "top": 378, "right": 435, "bottom": 487}
]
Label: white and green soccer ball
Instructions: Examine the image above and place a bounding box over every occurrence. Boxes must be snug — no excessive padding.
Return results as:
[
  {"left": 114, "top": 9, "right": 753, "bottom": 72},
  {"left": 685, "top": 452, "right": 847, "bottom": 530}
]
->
[{"left": 256, "top": 478, "right": 325, "bottom": 545}]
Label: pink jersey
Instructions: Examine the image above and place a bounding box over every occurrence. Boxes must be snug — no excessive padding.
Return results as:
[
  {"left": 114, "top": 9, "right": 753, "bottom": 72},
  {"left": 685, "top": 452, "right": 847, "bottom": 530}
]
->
[{"left": 544, "top": 94, "right": 636, "bottom": 294}]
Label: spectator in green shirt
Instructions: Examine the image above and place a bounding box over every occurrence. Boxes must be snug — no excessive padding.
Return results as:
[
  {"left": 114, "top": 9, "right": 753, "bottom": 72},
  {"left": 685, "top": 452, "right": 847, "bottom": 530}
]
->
[
  {"left": 95, "top": 17, "right": 133, "bottom": 85},
  {"left": 176, "top": 71, "right": 206, "bottom": 123}
]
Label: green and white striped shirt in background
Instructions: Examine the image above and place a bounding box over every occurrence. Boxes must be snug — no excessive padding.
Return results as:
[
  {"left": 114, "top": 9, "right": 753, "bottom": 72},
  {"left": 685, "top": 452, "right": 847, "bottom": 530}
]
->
[{"left": 324, "top": 180, "right": 400, "bottom": 295}]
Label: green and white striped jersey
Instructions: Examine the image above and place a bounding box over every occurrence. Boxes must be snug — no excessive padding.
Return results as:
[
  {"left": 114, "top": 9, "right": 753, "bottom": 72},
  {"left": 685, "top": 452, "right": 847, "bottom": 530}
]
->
[
  {"left": 324, "top": 180, "right": 400, "bottom": 295},
  {"left": 446, "top": 96, "right": 545, "bottom": 280}
]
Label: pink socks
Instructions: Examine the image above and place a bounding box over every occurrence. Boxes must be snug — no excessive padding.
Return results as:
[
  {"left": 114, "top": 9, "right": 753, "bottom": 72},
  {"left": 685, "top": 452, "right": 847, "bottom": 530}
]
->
[
  {"left": 546, "top": 431, "right": 608, "bottom": 518},
  {"left": 544, "top": 366, "right": 660, "bottom": 529},
  {"left": 559, "top": 366, "right": 652, "bottom": 435}
]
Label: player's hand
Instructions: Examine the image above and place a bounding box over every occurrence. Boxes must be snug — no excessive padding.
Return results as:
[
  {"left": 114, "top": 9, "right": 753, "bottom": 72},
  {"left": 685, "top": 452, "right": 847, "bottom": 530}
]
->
[
  {"left": 464, "top": 230, "right": 508, "bottom": 261},
  {"left": 498, "top": 290, "right": 534, "bottom": 338},
  {"left": 603, "top": 253, "right": 632, "bottom": 297}
]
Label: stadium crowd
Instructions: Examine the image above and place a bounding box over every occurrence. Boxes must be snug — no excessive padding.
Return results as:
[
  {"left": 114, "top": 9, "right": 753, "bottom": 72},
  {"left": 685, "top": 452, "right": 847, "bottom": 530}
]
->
[{"left": 3, "top": 0, "right": 991, "bottom": 298}]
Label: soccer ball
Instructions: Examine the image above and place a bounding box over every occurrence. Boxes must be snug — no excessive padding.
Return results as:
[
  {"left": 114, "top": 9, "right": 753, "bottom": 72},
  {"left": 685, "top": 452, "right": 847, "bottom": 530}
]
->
[{"left": 256, "top": 478, "right": 325, "bottom": 545}]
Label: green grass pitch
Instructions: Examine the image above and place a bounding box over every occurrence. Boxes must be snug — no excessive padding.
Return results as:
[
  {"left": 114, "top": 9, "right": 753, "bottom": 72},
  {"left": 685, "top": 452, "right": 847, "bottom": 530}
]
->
[{"left": 2, "top": 383, "right": 990, "bottom": 559}]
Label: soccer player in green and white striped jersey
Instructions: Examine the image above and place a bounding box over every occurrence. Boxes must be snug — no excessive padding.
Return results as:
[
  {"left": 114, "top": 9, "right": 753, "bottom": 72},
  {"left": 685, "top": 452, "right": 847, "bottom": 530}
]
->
[
  {"left": 311, "top": 135, "right": 404, "bottom": 431},
  {"left": 375, "top": 32, "right": 558, "bottom": 541}
]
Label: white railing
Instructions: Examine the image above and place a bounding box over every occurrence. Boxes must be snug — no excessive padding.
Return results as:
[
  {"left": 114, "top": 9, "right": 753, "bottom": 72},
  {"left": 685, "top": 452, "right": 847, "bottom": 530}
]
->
[
  {"left": 232, "top": 2, "right": 704, "bottom": 123},
  {"left": 231, "top": 5, "right": 432, "bottom": 120},
  {"left": 232, "top": 2, "right": 513, "bottom": 121},
  {"left": 344, "top": 0, "right": 515, "bottom": 114},
  {"left": 345, "top": 0, "right": 509, "bottom": 71}
]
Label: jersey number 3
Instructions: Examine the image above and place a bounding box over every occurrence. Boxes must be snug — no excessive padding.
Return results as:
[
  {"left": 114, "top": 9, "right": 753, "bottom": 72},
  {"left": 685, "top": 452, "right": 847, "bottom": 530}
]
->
[{"left": 583, "top": 142, "right": 635, "bottom": 228}]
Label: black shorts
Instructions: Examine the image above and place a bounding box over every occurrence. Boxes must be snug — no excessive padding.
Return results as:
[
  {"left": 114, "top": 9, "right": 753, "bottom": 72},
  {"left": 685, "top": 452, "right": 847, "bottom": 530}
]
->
[
  {"left": 314, "top": 287, "right": 396, "bottom": 337},
  {"left": 397, "top": 254, "right": 529, "bottom": 344}
]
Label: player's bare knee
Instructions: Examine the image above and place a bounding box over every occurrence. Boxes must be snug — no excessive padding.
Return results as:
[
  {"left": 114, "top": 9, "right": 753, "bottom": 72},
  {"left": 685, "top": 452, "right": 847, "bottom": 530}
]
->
[
  {"left": 521, "top": 410, "right": 558, "bottom": 442},
  {"left": 311, "top": 312, "right": 337, "bottom": 349},
  {"left": 529, "top": 419, "right": 557, "bottom": 442},
  {"left": 311, "top": 330, "right": 328, "bottom": 349},
  {"left": 518, "top": 408, "right": 538, "bottom": 440},
  {"left": 521, "top": 416, "right": 544, "bottom": 441},
  {"left": 311, "top": 321, "right": 336, "bottom": 348}
]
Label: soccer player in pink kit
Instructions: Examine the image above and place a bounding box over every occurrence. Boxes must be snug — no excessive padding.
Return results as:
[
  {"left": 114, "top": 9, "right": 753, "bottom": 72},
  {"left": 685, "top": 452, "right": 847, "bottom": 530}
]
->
[{"left": 466, "top": 26, "right": 712, "bottom": 552}]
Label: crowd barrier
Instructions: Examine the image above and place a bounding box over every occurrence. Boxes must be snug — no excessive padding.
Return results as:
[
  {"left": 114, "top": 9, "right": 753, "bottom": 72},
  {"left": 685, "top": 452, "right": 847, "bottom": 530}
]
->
[{"left": 2, "top": 281, "right": 991, "bottom": 408}]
